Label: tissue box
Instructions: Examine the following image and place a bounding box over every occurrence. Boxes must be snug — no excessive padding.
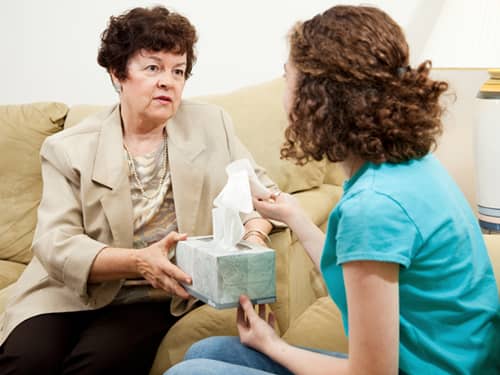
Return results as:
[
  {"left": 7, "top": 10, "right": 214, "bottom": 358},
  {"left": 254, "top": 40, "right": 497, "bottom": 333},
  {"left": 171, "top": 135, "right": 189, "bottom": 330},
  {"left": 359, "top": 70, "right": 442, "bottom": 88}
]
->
[{"left": 176, "top": 236, "right": 276, "bottom": 309}]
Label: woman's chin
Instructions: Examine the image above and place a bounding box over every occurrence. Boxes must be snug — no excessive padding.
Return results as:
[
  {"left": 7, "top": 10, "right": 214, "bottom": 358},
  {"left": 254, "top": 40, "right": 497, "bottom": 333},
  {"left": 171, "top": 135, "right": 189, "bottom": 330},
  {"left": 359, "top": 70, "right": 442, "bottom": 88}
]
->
[{"left": 146, "top": 109, "right": 175, "bottom": 125}]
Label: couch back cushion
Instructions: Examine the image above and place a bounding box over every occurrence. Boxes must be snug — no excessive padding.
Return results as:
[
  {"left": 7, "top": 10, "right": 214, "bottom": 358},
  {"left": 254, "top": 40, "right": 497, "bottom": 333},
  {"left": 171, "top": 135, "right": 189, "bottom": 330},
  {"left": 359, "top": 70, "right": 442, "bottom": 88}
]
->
[
  {"left": 65, "top": 79, "right": 339, "bottom": 193},
  {"left": 195, "top": 79, "right": 328, "bottom": 193},
  {"left": 0, "top": 102, "right": 68, "bottom": 264},
  {"left": 64, "top": 104, "right": 108, "bottom": 129}
]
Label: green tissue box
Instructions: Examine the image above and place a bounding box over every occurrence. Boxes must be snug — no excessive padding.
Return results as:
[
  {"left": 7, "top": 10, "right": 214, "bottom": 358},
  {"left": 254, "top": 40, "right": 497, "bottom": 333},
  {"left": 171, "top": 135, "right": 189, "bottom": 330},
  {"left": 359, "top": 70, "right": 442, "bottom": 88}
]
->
[{"left": 176, "top": 236, "right": 276, "bottom": 309}]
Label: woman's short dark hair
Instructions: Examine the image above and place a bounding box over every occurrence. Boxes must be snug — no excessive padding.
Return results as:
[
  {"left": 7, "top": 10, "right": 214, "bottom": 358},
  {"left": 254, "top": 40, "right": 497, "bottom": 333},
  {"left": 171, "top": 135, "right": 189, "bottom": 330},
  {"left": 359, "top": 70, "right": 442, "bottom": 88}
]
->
[
  {"left": 282, "top": 5, "right": 449, "bottom": 165},
  {"left": 97, "top": 6, "right": 197, "bottom": 80}
]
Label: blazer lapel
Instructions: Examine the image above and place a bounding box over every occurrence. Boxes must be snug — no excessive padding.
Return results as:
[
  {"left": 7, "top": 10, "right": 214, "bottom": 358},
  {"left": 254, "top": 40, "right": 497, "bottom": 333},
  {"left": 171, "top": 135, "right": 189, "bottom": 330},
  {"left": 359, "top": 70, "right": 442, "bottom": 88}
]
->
[
  {"left": 92, "top": 106, "right": 134, "bottom": 248},
  {"left": 167, "top": 108, "right": 207, "bottom": 235}
]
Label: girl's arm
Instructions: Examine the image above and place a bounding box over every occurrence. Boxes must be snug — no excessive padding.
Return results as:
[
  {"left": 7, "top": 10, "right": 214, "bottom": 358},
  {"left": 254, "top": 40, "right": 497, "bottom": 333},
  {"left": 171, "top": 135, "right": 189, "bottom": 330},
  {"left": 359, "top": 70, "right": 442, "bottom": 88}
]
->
[
  {"left": 239, "top": 260, "right": 400, "bottom": 375},
  {"left": 253, "top": 193, "right": 325, "bottom": 268}
]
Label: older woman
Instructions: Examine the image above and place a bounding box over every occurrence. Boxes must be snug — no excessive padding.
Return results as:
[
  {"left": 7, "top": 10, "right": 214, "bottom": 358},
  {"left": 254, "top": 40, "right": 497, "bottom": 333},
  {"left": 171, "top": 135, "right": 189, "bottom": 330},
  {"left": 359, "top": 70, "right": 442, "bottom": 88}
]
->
[
  {"left": 166, "top": 5, "right": 499, "bottom": 375},
  {"left": 0, "top": 6, "right": 276, "bottom": 374}
]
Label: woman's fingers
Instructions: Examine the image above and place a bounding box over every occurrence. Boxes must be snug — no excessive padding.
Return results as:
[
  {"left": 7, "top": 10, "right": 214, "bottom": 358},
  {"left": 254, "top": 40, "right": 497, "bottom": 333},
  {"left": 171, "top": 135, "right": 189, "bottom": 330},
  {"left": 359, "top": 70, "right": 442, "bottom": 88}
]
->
[
  {"left": 164, "top": 262, "right": 192, "bottom": 285},
  {"left": 155, "top": 234, "right": 192, "bottom": 284},
  {"left": 159, "top": 274, "right": 190, "bottom": 299},
  {"left": 161, "top": 231, "right": 187, "bottom": 255}
]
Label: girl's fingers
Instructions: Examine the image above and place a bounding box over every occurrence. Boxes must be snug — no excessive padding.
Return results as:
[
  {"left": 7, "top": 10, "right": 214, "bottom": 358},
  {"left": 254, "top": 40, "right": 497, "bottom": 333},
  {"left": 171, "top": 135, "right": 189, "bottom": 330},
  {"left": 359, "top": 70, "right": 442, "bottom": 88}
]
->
[
  {"left": 239, "top": 295, "right": 258, "bottom": 322},
  {"left": 237, "top": 303, "right": 247, "bottom": 328},
  {"left": 268, "top": 311, "right": 276, "bottom": 329},
  {"left": 258, "top": 303, "right": 266, "bottom": 320}
]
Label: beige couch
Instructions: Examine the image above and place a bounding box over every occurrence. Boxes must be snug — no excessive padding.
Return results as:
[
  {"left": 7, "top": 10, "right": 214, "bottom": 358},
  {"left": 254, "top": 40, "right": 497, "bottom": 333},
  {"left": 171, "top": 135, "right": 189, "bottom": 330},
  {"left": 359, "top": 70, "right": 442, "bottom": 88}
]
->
[
  {"left": 0, "top": 78, "right": 344, "bottom": 373},
  {"left": 0, "top": 78, "right": 498, "bottom": 373}
]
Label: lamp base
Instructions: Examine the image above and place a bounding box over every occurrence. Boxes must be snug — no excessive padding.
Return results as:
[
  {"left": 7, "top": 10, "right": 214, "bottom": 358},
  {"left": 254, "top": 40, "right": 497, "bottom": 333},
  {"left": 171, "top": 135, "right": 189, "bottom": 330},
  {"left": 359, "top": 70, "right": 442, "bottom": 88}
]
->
[
  {"left": 478, "top": 211, "right": 500, "bottom": 233},
  {"left": 476, "top": 69, "right": 500, "bottom": 234}
]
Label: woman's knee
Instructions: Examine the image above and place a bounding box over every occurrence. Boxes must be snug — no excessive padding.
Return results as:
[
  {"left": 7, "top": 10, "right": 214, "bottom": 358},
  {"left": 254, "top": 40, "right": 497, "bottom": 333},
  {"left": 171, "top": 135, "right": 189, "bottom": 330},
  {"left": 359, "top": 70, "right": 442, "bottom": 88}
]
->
[
  {"left": 184, "top": 336, "right": 241, "bottom": 361},
  {"left": 165, "top": 359, "right": 236, "bottom": 375}
]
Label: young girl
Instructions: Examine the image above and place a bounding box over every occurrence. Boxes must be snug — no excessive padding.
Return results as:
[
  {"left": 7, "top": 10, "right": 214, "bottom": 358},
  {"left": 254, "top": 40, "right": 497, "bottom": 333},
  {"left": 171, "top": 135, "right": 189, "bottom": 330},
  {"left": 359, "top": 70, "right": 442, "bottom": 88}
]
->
[{"left": 165, "top": 5, "right": 499, "bottom": 375}]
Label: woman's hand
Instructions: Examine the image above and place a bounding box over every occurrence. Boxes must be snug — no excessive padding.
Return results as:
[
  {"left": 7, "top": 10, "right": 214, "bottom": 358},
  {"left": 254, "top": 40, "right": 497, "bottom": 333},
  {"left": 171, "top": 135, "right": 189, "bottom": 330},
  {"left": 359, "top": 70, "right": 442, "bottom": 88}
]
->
[
  {"left": 136, "top": 231, "right": 192, "bottom": 299},
  {"left": 237, "top": 295, "right": 283, "bottom": 354},
  {"left": 253, "top": 192, "right": 303, "bottom": 225}
]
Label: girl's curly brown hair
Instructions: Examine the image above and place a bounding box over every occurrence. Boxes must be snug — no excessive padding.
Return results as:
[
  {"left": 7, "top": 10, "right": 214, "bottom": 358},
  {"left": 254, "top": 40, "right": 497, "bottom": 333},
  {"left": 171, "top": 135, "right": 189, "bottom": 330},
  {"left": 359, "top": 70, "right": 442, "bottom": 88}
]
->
[
  {"left": 282, "top": 5, "right": 448, "bottom": 165},
  {"left": 97, "top": 6, "right": 197, "bottom": 80}
]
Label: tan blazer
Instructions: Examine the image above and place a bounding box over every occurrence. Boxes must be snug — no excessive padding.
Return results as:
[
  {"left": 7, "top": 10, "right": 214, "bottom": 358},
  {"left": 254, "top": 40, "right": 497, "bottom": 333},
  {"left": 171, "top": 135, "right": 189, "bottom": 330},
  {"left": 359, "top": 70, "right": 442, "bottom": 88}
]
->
[{"left": 0, "top": 101, "right": 277, "bottom": 346}]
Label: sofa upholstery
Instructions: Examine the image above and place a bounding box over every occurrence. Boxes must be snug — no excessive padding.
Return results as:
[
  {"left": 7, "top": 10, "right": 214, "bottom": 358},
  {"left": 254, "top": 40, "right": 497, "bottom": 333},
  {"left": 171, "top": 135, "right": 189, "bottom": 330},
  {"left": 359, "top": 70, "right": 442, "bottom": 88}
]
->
[{"left": 0, "top": 78, "right": 498, "bottom": 373}]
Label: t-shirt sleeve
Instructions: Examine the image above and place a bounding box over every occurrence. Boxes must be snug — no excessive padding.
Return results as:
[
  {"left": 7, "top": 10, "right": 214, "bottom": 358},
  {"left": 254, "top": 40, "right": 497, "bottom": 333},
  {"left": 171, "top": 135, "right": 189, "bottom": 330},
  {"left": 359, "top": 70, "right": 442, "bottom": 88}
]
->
[{"left": 335, "top": 190, "right": 422, "bottom": 268}]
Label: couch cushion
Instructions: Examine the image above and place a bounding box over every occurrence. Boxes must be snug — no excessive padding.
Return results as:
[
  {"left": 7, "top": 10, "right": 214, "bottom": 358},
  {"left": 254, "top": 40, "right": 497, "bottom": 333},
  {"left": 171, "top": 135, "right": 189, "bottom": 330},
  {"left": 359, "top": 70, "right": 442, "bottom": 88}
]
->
[
  {"left": 196, "top": 79, "right": 328, "bottom": 193},
  {"left": 0, "top": 102, "right": 68, "bottom": 264},
  {"left": 64, "top": 104, "right": 108, "bottom": 129},
  {"left": 282, "top": 296, "right": 348, "bottom": 354},
  {"left": 324, "top": 161, "right": 347, "bottom": 186},
  {"left": 0, "top": 260, "right": 26, "bottom": 290}
]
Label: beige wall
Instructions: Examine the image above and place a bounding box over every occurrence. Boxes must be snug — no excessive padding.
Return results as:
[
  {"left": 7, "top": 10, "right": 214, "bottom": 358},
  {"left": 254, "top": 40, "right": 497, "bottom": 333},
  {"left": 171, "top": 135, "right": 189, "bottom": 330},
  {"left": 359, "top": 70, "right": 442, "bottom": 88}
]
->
[{"left": 432, "top": 69, "right": 489, "bottom": 212}]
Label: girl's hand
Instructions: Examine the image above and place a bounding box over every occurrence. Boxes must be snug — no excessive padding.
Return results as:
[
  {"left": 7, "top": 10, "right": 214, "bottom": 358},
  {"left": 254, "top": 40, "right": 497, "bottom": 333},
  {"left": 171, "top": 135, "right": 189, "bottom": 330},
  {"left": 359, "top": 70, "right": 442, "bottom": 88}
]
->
[
  {"left": 252, "top": 191, "right": 303, "bottom": 225},
  {"left": 237, "top": 295, "right": 283, "bottom": 354}
]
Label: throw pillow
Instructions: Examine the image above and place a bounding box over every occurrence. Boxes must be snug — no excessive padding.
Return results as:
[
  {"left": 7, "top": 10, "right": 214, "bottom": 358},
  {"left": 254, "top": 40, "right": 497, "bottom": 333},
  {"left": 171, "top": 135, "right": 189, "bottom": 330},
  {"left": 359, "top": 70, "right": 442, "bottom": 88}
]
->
[{"left": 0, "top": 102, "right": 68, "bottom": 264}]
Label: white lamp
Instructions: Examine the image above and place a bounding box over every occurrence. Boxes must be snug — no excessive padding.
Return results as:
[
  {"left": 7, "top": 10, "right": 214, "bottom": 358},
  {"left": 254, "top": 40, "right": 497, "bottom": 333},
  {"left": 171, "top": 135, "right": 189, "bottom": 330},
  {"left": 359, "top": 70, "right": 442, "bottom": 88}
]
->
[
  {"left": 410, "top": 0, "right": 500, "bottom": 232},
  {"left": 476, "top": 70, "right": 500, "bottom": 232}
]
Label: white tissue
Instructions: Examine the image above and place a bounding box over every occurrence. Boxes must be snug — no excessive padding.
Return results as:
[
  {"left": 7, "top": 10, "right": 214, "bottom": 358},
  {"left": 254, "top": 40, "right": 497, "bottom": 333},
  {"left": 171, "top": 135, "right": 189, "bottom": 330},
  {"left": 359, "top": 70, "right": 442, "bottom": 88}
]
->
[
  {"left": 225, "top": 159, "right": 273, "bottom": 200},
  {"left": 212, "top": 159, "right": 270, "bottom": 250},
  {"left": 213, "top": 168, "right": 253, "bottom": 214},
  {"left": 212, "top": 207, "right": 245, "bottom": 250}
]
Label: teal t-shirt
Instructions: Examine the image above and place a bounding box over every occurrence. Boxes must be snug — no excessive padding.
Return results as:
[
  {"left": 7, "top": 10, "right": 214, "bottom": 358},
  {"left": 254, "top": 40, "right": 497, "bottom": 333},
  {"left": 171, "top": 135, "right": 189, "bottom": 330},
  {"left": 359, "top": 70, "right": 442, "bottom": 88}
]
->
[{"left": 321, "top": 154, "right": 499, "bottom": 374}]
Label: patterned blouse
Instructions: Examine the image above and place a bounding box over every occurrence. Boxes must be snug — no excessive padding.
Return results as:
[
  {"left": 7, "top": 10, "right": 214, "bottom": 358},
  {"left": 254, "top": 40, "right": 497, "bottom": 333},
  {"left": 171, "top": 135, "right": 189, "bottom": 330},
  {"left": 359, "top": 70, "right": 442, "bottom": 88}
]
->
[{"left": 113, "top": 141, "right": 177, "bottom": 304}]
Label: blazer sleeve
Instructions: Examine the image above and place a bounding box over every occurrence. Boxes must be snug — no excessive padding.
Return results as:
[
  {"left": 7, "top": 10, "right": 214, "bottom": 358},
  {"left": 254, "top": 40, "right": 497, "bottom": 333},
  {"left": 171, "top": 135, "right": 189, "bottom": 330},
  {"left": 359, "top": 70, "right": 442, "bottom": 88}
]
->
[
  {"left": 32, "top": 136, "right": 107, "bottom": 298},
  {"left": 219, "top": 109, "right": 286, "bottom": 228}
]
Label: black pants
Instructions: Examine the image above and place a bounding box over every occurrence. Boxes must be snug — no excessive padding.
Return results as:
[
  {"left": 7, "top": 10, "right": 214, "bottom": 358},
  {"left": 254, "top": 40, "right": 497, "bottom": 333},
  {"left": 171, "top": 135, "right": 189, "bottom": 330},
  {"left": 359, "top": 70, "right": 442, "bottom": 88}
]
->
[{"left": 0, "top": 302, "right": 176, "bottom": 375}]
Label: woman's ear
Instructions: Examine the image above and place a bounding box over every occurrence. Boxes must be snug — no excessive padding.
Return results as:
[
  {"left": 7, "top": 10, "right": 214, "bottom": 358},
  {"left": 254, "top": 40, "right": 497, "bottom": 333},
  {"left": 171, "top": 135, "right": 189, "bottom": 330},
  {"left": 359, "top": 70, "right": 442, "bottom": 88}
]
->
[{"left": 109, "top": 71, "right": 122, "bottom": 94}]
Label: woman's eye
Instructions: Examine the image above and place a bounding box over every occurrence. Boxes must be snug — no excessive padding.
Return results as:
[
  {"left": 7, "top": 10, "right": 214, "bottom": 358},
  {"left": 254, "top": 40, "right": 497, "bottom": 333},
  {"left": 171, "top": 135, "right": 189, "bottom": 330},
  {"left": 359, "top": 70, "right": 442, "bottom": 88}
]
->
[
  {"left": 174, "top": 69, "right": 185, "bottom": 77},
  {"left": 146, "top": 65, "right": 159, "bottom": 72}
]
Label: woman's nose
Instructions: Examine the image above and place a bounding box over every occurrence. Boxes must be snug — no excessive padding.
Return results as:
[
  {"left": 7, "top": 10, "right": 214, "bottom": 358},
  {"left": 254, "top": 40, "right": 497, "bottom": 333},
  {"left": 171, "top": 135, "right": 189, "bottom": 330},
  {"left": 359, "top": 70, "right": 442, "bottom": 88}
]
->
[{"left": 158, "top": 72, "right": 173, "bottom": 88}]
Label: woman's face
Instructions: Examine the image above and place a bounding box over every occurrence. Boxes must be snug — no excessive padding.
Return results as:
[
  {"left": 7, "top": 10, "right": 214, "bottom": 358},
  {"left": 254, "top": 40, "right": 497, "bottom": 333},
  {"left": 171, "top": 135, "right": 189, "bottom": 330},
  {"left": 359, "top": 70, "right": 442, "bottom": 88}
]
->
[
  {"left": 115, "top": 50, "right": 187, "bottom": 125},
  {"left": 283, "top": 59, "right": 299, "bottom": 116}
]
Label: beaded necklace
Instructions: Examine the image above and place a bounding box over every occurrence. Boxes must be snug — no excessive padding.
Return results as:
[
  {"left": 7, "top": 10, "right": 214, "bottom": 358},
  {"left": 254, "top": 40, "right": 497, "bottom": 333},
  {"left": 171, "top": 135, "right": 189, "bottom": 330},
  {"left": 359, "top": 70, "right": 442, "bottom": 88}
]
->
[{"left": 123, "top": 131, "right": 168, "bottom": 200}]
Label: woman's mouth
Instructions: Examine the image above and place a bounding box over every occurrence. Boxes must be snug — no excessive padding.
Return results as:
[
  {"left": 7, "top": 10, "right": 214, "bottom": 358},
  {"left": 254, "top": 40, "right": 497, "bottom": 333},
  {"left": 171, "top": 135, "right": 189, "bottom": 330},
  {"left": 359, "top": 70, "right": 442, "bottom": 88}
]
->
[{"left": 154, "top": 96, "right": 172, "bottom": 104}]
